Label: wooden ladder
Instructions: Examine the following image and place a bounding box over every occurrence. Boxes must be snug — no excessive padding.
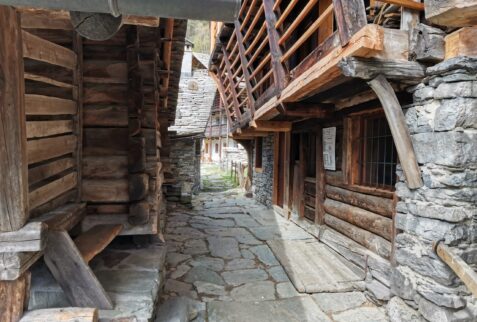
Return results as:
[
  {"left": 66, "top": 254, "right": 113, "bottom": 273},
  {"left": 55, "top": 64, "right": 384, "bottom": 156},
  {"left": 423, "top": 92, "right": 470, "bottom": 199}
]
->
[{"left": 44, "top": 224, "right": 123, "bottom": 309}]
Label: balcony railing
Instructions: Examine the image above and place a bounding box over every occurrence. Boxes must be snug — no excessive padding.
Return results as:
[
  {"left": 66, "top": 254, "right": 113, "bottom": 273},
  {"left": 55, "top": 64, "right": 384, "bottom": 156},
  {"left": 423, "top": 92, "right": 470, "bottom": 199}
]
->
[{"left": 210, "top": 0, "right": 424, "bottom": 132}]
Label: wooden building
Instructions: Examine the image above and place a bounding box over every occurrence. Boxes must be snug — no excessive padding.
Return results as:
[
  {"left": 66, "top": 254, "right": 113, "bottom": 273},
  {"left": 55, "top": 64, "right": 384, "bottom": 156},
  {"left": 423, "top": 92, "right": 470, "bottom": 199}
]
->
[
  {"left": 209, "top": 0, "right": 477, "bottom": 319},
  {"left": 0, "top": 6, "right": 187, "bottom": 321}
]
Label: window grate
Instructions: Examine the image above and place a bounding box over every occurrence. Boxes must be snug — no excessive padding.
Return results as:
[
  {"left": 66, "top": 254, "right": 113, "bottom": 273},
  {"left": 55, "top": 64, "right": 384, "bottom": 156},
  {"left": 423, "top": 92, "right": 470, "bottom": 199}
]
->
[{"left": 359, "top": 115, "right": 397, "bottom": 188}]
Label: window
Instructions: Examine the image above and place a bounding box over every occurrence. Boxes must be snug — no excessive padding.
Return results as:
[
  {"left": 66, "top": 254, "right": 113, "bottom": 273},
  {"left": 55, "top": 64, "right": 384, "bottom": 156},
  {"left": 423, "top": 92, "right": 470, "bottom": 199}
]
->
[
  {"left": 357, "top": 114, "right": 397, "bottom": 188},
  {"left": 215, "top": 143, "right": 219, "bottom": 153},
  {"left": 255, "top": 138, "right": 263, "bottom": 169},
  {"left": 205, "top": 143, "right": 209, "bottom": 154}
]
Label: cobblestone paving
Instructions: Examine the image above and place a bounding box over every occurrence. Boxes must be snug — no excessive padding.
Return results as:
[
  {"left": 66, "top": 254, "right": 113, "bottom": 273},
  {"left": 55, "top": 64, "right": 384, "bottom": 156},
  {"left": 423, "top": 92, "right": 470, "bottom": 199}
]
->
[{"left": 158, "top": 168, "right": 389, "bottom": 322}]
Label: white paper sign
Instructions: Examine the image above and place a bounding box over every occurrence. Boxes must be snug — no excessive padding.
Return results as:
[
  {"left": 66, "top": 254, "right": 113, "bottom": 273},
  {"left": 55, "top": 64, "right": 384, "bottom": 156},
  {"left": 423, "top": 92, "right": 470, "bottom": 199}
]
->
[{"left": 323, "top": 127, "right": 336, "bottom": 171}]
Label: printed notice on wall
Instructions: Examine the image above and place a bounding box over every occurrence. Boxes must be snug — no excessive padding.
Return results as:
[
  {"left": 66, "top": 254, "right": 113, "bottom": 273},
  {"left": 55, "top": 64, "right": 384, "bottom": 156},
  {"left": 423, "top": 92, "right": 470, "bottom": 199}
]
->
[{"left": 323, "top": 127, "right": 336, "bottom": 171}]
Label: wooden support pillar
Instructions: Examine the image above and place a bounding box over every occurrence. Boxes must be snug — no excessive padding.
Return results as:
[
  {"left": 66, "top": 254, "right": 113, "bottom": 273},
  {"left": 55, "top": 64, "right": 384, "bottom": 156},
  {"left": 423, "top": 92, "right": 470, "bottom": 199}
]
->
[
  {"left": 263, "top": 0, "right": 288, "bottom": 91},
  {"left": 126, "top": 26, "right": 149, "bottom": 225},
  {"left": 298, "top": 133, "right": 306, "bottom": 217},
  {"left": 0, "top": 6, "right": 29, "bottom": 232},
  {"left": 221, "top": 46, "right": 243, "bottom": 121},
  {"left": 315, "top": 127, "right": 325, "bottom": 225},
  {"left": 0, "top": 272, "right": 30, "bottom": 322},
  {"left": 367, "top": 75, "right": 423, "bottom": 189},
  {"left": 332, "top": 0, "right": 367, "bottom": 46},
  {"left": 233, "top": 20, "right": 256, "bottom": 114}
]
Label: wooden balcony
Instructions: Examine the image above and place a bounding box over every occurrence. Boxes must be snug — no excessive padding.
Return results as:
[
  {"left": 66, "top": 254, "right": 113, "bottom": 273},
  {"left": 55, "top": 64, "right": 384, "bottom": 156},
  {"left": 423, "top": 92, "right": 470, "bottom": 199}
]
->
[{"left": 210, "top": 0, "right": 425, "bottom": 133}]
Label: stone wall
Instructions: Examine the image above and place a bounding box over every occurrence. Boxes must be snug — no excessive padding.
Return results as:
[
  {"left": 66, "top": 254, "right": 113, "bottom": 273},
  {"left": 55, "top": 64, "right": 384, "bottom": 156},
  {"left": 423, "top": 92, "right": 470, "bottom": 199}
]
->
[
  {"left": 167, "top": 136, "right": 201, "bottom": 204},
  {"left": 392, "top": 57, "right": 477, "bottom": 321},
  {"left": 253, "top": 135, "right": 274, "bottom": 207}
]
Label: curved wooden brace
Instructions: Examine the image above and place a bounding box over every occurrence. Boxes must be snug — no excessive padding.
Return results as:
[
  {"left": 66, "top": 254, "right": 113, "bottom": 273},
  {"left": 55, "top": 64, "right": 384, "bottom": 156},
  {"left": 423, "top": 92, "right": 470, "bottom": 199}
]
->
[{"left": 367, "top": 75, "right": 423, "bottom": 189}]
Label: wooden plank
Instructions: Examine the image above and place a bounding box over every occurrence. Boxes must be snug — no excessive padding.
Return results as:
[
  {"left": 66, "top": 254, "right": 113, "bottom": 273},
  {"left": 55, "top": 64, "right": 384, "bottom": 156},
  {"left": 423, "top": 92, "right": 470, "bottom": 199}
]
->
[
  {"left": 29, "top": 157, "right": 75, "bottom": 186},
  {"left": 379, "top": 0, "right": 424, "bottom": 10},
  {"left": 0, "top": 252, "right": 42, "bottom": 281},
  {"left": 263, "top": 0, "right": 288, "bottom": 90},
  {"left": 234, "top": 21, "right": 256, "bottom": 114},
  {"left": 24, "top": 72, "right": 74, "bottom": 89},
  {"left": 81, "top": 179, "right": 129, "bottom": 203},
  {"left": 0, "top": 6, "right": 29, "bottom": 232},
  {"left": 324, "top": 214, "right": 391, "bottom": 259},
  {"left": 26, "top": 120, "right": 74, "bottom": 139},
  {"left": 74, "top": 225, "right": 123, "bottom": 263},
  {"left": 325, "top": 185, "right": 394, "bottom": 218},
  {"left": 332, "top": 0, "right": 367, "bottom": 46},
  {"left": 25, "top": 94, "right": 76, "bottom": 115},
  {"left": 318, "top": 0, "right": 334, "bottom": 43},
  {"left": 82, "top": 156, "right": 128, "bottom": 179},
  {"left": 27, "top": 135, "right": 77, "bottom": 165},
  {"left": 425, "top": 0, "right": 477, "bottom": 27},
  {"left": 251, "top": 121, "right": 292, "bottom": 132},
  {"left": 83, "top": 105, "right": 128, "bottom": 127},
  {"left": 73, "top": 32, "right": 83, "bottom": 204},
  {"left": 367, "top": 75, "right": 423, "bottom": 189},
  {"left": 22, "top": 30, "right": 76, "bottom": 70},
  {"left": 445, "top": 27, "right": 477, "bottom": 59},
  {"left": 83, "top": 128, "right": 128, "bottom": 156},
  {"left": 435, "top": 242, "right": 477, "bottom": 297},
  {"left": 83, "top": 60, "right": 127, "bottom": 84},
  {"left": 0, "top": 272, "right": 30, "bottom": 322},
  {"left": 221, "top": 47, "right": 243, "bottom": 121},
  {"left": 0, "top": 222, "right": 45, "bottom": 252},
  {"left": 20, "top": 307, "right": 98, "bottom": 322},
  {"left": 44, "top": 230, "right": 113, "bottom": 309},
  {"left": 31, "top": 203, "right": 86, "bottom": 231},
  {"left": 29, "top": 172, "right": 78, "bottom": 210}
]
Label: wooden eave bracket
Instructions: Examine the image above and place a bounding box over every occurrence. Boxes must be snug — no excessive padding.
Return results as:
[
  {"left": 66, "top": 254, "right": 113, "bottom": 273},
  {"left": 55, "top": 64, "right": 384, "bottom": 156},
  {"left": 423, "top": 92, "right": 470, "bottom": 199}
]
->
[{"left": 367, "top": 75, "right": 423, "bottom": 189}]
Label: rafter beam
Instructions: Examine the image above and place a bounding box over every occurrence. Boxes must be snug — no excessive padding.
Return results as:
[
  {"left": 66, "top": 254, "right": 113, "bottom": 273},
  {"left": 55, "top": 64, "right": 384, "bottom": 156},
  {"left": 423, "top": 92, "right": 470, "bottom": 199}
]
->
[{"left": 250, "top": 121, "right": 292, "bottom": 132}]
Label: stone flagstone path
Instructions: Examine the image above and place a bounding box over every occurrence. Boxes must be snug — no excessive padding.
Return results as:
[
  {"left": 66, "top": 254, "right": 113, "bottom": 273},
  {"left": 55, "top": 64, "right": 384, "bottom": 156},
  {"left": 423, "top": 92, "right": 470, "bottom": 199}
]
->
[{"left": 157, "top": 167, "right": 389, "bottom": 322}]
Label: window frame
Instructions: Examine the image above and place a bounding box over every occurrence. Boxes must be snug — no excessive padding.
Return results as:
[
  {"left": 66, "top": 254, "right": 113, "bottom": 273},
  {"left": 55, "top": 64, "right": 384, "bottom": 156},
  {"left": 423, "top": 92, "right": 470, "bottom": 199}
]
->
[{"left": 255, "top": 137, "right": 263, "bottom": 171}]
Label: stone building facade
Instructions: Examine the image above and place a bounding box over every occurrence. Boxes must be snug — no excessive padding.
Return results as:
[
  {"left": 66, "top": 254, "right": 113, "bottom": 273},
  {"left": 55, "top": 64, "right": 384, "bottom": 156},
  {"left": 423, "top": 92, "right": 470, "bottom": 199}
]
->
[
  {"left": 252, "top": 135, "right": 275, "bottom": 207},
  {"left": 391, "top": 57, "right": 477, "bottom": 321}
]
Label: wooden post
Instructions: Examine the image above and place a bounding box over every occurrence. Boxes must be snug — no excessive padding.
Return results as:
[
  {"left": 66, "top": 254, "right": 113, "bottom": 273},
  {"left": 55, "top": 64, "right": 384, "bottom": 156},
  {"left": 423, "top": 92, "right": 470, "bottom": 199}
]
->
[
  {"left": 315, "top": 127, "right": 325, "bottom": 225},
  {"left": 367, "top": 75, "right": 423, "bottom": 189},
  {"left": 0, "top": 6, "right": 29, "bottom": 232},
  {"left": 299, "top": 133, "right": 306, "bottom": 217},
  {"left": 332, "top": 0, "right": 367, "bottom": 46},
  {"left": 263, "top": 0, "right": 288, "bottom": 91},
  {"left": 233, "top": 20, "right": 256, "bottom": 115},
  {"left": 73, "top": 32, "right": 83, "bottom": 202},
  {"left": 283, "top": 132, "right": 292, "bottom": 218},
  {"left": 0, "top": 272, "right": 30, "bottom": 322}
]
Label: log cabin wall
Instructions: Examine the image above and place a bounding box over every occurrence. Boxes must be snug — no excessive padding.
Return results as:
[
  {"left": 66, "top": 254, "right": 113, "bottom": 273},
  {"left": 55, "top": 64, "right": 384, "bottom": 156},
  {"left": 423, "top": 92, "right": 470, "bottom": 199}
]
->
[{"left": 21, "top": 19, "right": 81, "bottom": 218}]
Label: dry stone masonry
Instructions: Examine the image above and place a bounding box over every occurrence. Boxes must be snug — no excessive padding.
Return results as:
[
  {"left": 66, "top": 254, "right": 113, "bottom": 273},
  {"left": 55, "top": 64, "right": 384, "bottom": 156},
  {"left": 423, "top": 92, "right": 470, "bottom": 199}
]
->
[
  {"left": 252, "top": 135, "right": 275, "bottom": 207},
  {"left": 393, "top": 57, "right": 477, "bottom": 322}
]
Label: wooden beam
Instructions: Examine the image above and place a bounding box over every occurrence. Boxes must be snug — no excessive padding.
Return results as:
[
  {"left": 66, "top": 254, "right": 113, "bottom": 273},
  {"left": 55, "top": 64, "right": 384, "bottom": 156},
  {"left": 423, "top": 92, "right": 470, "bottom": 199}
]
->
[
  {"left": 315, "top": 127, "right": 325, "bottom": 225},
  {"left": 20, "top": 307, "right": 98, "bottom": 322},
  {"left": 25, "top": 95, "right": 76, "bottom": 116},
  {"left": 44, "top": 230, "right": 113, "bottom": 309},
  {"left": 74, "top": 225, "right": 123, "bottom": 263},
  {"left": 445, "top": 27, "right": 477, "bottom": 59},
  {"left": 379, "top": 0, "right": 424, "bottom": 11},
  {"left": 22, "top": 30, "right": 76, "bottom": 70},
  {"left": 367, "top": 75, "right": 423, "bottom": 189},
  {"left": 280, "top": 103, "right": 333, "bottom": 118},
  {"left": 250, "top": 121, "right": 292, "bottom": 132},
  {"left": 435, "top": 242, "right": 477, "bottom": 297},
  {"left": 0, "top": 222, "right": 45, "bottom": 252},
  {"left": 332, "top": 0, "right": 367, "bottom": 46},
  {"left": 0, "top": 272, "right": 30, "bottom": 322},
  {"left": 233, "top": 21, "right": 256, "bottom": 114},
  {"left": 339, "top": 57, "right": 426, "bottom": 82},
  {"left": 263, "top": 0, "right": 288, "bottom": 90},
  {"left": 0, "top": 6, "right": 29, "bottom": 232},
  {"left": 425, "top": 0, "right": 477, "bottom": 27}
]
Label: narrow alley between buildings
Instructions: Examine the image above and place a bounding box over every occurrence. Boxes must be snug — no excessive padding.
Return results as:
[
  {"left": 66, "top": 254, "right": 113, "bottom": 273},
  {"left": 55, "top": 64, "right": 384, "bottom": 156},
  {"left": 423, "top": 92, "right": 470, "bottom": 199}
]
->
[{"left": 156, "top": 165, "right": 391, "bottom": 322}]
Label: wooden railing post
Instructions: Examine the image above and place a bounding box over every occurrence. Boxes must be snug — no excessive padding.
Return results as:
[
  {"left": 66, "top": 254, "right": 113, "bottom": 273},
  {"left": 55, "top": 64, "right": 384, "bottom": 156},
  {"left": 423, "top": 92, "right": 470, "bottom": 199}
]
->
[
  {"left": 263, "top": 0, "right": 288, "bottom": 91},
  {"left": 234, "top": 20, "right": 256, "bottom": 115},
  {"left": 332, "top": 0, "right": 367, "bottom": 46},
  {"left": 221, "top": 46, "right": 243, "bottom": 122}
]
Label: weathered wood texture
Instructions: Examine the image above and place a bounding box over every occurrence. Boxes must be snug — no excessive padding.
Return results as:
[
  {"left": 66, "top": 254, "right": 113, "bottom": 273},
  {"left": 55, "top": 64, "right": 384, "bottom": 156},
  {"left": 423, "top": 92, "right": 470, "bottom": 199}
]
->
[
  {"left": 74, "top": 224, "right": 123, "bottom": 263},
  {"left": 44, "top": 230, "right": 113, "bottom": 309},
  {"left": 0, "top": 222, "right": 45, "bottom": 252},
  {"left": 425, "top": 0, "right": 477, "bottom": 27},
  {"left": 0, "top": 252, "right": 42, "bottom": 281},
  {"left": 332, "top": 0, "right": 367, "bottom": 46},
  {"left": 20, "top": 307, "right": 98, "bottom": 322},
  {"left": 367, "top": 75, "right": 423, "bottom": 189},
  {"left": 32, "top": 203, "right": 86, "bottom": 231},
  {"left": 0, "top": 6, "right": 29, "bottom": 232},
  {"left": 0, "top": 272, "right": 30, "bottom": 322},
  {"left": 409, "top": 23, "right": 445, "bottom": 63},
  {"left": 445, "top": 27, "right": 477, "bottom": 59}
]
